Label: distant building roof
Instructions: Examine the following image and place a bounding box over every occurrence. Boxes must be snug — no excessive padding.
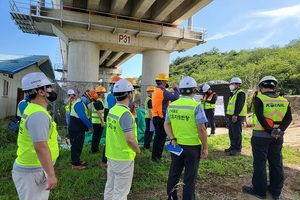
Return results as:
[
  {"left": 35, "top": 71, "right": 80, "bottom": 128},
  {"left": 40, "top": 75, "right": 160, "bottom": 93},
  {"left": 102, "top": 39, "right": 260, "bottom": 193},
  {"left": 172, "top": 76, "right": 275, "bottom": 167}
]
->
[{"left": 0, "top": 54, "right": 55, "bottom": 80}]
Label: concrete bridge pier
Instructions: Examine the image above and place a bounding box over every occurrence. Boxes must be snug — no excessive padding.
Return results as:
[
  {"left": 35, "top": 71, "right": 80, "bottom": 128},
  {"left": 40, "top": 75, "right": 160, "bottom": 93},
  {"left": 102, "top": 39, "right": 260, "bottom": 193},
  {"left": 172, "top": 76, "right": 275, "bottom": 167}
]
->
[
  {"left": 67, "top": 41, "right": 100, "bottom": 82},
  {"left": 141, "top": 50, "right": 170, "bottom": 105}
]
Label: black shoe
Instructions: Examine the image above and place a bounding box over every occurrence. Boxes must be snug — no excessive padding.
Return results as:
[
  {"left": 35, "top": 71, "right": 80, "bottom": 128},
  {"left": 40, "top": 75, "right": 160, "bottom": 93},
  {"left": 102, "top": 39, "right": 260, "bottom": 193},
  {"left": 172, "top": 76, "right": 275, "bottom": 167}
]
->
[
  {"left": 224, "top": 147, "right": 232, "bottom": 152},
  {"left": 229, "top": 150, "right": 241, "bottom": 156},
  {"left": 268, "top": 186, "right": 280, "bottom": 200},
  {"left": 242, "top": 186, "right": 266, "bottom": 199}
]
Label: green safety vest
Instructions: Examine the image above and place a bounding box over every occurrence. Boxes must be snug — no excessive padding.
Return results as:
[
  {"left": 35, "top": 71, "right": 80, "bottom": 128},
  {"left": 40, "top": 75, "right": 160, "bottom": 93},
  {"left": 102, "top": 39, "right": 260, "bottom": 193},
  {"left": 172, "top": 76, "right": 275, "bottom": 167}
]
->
[
  {"left": 203, "top": 92, "right": 216, "bottom": 110},
  {"left": 253, "top": 94, "right": 289, "bottom": 130},
  {"left": 65, "top": 101, "right": 73, "bottom": 113},
  {"left": 16, "top": 103, "right": 59, "bottom": 166},
  {"left": 17, "top": 99, "right": 29, "bottom": 117},
  {"left": 168, "top": 98, "right": 201, "bottom": 145},
  {"left": 91, "top": 98, "right": 104, "bottom": 124},
  {"left": 144, "top": 96, "right": 151, "bottom": 119},
  {"left": 70, "top": 98, "right": 89, "bottom": 118},
  {"left": 103, "top": 92, "right": 111, "bottom": 109},
  {"left": 106, "top": 105, "right": 137, "bottom": 161},
  {"left": 226, "top": 89, "right": 247, "bottom": 116}
]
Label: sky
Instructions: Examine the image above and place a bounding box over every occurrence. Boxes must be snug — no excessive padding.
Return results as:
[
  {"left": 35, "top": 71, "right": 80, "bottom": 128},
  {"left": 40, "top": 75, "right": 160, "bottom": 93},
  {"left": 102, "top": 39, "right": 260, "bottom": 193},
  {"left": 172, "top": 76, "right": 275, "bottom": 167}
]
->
[{"left": 1, "top": 0, "right": 300, "bottom": 79}]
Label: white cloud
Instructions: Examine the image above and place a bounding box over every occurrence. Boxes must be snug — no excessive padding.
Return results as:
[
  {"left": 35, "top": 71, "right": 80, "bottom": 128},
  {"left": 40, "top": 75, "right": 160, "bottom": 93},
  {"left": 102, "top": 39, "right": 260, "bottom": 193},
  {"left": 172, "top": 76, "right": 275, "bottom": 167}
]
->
[
  {"left": 254, "top": 31, "right": 275, "bottom": 45},
  {"left": 206, "top": 23, "right": 254, "bottom": 41}
]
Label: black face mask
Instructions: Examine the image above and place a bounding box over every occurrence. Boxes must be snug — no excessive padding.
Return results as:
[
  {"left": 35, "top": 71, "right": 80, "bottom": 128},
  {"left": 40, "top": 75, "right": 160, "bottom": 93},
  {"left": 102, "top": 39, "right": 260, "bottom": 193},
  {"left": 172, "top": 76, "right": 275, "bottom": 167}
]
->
[
  {"left": 165, "top": 83, "right": 169, "bottom": 89},
  {"left": 47, "top": 92, "right": 57, "bottom": 102}
]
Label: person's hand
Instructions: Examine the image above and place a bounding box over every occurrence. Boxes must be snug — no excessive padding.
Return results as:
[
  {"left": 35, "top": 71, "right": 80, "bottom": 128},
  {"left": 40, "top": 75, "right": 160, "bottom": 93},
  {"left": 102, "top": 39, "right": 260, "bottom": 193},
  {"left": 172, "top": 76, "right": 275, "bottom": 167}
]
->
[
  {"left": 232, "top": 115, "right": 237, "bottom": 123},
  {"left": 46, "top": 174, "right": 57, "bottom": 190},
  {"left": 101, "top": 122, "right": 105, "bottom": 127},
  {"left": 172, "top": 83, "right": 178, "bottom": 88},
  {"left": 171, "top": 140, "right": 178, "bottom": 148},
  {"left": 201, "top": 148, "right": 208, "bottom": 159},
  {"left": 271, "top": 128, "right": 283, "bottom": 139}
]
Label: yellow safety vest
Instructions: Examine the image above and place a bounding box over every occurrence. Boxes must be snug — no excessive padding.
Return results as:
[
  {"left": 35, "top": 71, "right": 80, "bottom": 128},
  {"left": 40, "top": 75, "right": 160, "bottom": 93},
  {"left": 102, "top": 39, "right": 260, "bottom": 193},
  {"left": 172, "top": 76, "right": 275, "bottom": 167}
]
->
[
  {"left": 226, "top": 89, "right": 247, "bottom": 116},
  {"left": 106, "top": 105, "right": 137, "bottom": 161},
  {"left": 91, "top": 98, "right": 104, "bottom": 124},
  {"left": 168, "top": 98, "right": 201, "bottom": 145},
  {"left": 70, "top": 98, "right": 89, "bottom": 118},
  {"left": 16, "top": 103, "right": 59, "bottom": 166},
  {"left": 203, "top": 92, "right": 216, "bottom": 110},
  {"left": 253, "top": 94, "right": 289, "bottom": 130},
  {"left": 65, "top": 101, "right": 73, "bottom": 113},
  {"left": 103, "top": 92, "right": 111, "bottom": 109},
  {"left": 144, "top": 96, "right": 151, "bottom": 119}
]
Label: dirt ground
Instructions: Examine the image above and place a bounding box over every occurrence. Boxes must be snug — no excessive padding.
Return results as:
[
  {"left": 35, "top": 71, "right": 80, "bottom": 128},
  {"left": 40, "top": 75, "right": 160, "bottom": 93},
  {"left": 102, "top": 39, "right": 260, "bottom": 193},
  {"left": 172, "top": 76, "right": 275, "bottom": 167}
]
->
[{"left": 130, "top": 119, "right": 300, "bottom": 200}]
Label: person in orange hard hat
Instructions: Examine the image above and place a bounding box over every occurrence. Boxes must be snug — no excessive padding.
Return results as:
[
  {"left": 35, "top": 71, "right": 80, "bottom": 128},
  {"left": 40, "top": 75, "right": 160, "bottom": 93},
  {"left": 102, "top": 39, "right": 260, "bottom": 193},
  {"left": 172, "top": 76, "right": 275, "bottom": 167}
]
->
[
  {"left": 144, "top": 85, "right": 155, "bottom": 150},
  {"left": 151, "top": 73, "right": 179, "bottom": 163},
  {"left": 90, "top": 87, "right": 106, "bottom": 154},
  {"left": 125, "top": 78, "right": 140, "bottom": 124}
]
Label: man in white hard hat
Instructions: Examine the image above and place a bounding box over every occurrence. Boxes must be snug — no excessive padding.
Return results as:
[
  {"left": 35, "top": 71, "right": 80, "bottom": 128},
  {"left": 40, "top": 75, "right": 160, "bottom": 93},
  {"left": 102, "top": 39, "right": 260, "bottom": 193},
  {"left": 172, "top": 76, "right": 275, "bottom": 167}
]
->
[
  {"left": 243, "top": 75, "right": 292, "bottom": 200},
  {"left": 202, "top": 83, "right": 218, "bottom": 136},
  {"left": 64, "top": 89, "right": 77, "bottom": 144},
  {"left": 104, "top": 79, "right": 140, "bottom": 199},
  {"left": 225, "top": 77, "right": 247, "bottom": 156},
  {"left": 164, "top": 76, "right": 208, "bottom": 200},
  {"left": 12, "top": 72, "right": 59, "bottom": 199}
]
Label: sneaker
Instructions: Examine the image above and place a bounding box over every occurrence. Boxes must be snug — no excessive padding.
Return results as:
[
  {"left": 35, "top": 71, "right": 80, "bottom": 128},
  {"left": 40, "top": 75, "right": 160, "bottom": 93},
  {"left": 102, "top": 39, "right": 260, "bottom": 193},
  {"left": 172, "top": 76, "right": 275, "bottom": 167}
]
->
[
  {"left": 242, "top": 186, "right": 266, "bottom": 199},
  {"left": 72, "top": 165, "right": 87, "bottom": 170},
  {"left": 229, "top": 150, "right": 241, "bottom": 156},
  {"left": 209, "top": 134, "right": 215, "bottom": 137}
]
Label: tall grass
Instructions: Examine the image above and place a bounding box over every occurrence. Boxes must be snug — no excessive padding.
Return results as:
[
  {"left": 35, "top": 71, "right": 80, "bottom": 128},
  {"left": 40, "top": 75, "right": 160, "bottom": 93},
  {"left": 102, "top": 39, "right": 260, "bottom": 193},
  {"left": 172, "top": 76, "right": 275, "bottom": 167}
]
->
[{"left": 0, "top": 121, "right": 299, "bottom": 199}]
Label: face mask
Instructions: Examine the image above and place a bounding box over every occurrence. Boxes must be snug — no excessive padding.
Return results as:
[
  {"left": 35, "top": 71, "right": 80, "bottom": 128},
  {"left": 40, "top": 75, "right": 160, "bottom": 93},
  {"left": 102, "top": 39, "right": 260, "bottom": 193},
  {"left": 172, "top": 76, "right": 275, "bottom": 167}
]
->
[
  {"left": 229, "top": 85, "right": 235, "bottom": 91},
  {"left": 47, "top": 92, "right": 57, "bottom": 102}
]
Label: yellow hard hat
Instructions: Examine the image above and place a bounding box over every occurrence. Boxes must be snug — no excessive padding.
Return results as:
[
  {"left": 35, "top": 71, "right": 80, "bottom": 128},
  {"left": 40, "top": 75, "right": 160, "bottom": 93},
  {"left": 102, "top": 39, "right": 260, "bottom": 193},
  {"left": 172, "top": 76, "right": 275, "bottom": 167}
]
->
[
  {"left": 95, "top": 86, "right": 106, "bottom": 93},
  {"left": 109, "top": 76, "right": 121, "bottom": 83},
  {"left": 146, "top": 86, "right": 155, "bottom": 92},
  {"left": 155, "top": 73, "right": 168, "bottom": 81},
  {"left": 125, "top": 77, "right": 140, "bottom": 88}
]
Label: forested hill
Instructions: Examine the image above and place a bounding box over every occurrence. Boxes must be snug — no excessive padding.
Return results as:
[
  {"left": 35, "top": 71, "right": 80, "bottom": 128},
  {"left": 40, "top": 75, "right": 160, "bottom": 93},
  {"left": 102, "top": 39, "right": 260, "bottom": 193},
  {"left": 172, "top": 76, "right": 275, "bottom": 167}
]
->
[{"left": 169, "top": 39, "right": 300, "bottom": 95}]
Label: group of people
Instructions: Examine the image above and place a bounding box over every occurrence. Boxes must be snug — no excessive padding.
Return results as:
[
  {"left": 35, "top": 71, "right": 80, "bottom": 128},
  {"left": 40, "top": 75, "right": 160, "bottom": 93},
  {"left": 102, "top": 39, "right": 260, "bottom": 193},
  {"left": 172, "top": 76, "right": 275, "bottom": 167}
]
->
[{"left": 12, "top": 71, "right": 292, "bottom": 200}]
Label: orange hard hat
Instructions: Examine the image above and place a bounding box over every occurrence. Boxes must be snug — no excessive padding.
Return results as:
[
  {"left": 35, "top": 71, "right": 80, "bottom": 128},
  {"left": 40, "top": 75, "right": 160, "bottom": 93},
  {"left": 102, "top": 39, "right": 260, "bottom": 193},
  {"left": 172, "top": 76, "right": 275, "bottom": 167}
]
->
[
  {"left": 95, "top": 86, "right": 106, "bottom": 93},
  {"left": 146, "top": 86, "right": 155, "bottom": 92},
  {"left": 155, "top": 73, "right": 168, "bottom": 81},
  {"left": 125, "top": 77, "right": 140, "bottom": 88},
  {"left": 88, "top": 90, "right": 98, "bottom": 101},
  {"left": 110, "top": 76, "right": 121, "bottom": 83}
]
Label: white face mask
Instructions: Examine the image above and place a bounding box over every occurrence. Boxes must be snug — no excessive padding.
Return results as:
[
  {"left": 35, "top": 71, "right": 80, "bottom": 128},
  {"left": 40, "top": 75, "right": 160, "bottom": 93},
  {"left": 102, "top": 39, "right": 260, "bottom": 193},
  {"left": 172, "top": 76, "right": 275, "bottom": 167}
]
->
[{"left": 229, "top": 85, "right": 235, "bottom": 91}]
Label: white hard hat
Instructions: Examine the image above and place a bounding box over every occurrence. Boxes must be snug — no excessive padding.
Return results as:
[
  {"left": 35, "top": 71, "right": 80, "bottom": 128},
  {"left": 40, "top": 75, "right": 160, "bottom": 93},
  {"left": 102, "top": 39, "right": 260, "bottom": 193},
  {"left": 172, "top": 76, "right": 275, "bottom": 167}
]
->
[
  {"left": 179, "top": 76, "right": 197, "bottom": 89},
  {"left": 22, "top": 72, "right": 54, "bottom": 91},
  {"left": 259, "top": 75, "right": 277, "bottom": 86},
  {"left": 230, "top": 77, "right": 242, "bottom": 84},
  {"left": 202, "top": 83, "right": 210, "bottom": 92},
  {"left": 113, "top": 79, "right": 134, "bottom": 93},
  {"left": 67, "top": 89, "right": 75, "bottom": 95}
]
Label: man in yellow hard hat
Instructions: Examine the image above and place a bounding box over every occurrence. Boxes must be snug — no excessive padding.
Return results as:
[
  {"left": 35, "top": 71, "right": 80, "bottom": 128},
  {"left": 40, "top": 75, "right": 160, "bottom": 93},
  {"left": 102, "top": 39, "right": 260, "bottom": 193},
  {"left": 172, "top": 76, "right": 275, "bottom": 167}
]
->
[
  {"left": 151, "top": 73, "right": 179, "bottom": 162},
  {"left": 144, "top": 85, "right": 155, "bottom": 150},
  {"left": 90, "top": 86, "right": 106, "bottom": 153}
]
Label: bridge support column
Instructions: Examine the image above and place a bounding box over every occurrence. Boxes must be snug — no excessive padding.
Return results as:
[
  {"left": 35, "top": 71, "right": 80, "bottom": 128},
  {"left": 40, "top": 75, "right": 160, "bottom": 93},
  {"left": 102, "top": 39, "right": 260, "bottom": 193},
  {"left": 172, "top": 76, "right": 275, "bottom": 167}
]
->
[
  {"left": 67, "top": 41, "right": 100, "bottom": 82},
  {"left": 141, "top": 50, "right": 170, "bottom": 105}
]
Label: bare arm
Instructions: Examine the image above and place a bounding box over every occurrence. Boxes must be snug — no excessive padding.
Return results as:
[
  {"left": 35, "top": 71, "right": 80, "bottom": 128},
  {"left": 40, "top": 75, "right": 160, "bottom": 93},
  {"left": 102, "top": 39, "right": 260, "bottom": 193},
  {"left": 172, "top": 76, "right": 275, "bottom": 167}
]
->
[
  {"left": 164, "top": 121, "right": 177, "bottom": 147},
  {"left": 97, "top": 110, "right": 105, "bottom": 127},
  {"left": 34, "top": 141, "right": 57, "bottom": 190},
  {"left": 125, "top": 131, "right": 140, "bottom": 155},
  {"left": 197, "top": 123, "right": 208, "bottom": 158}
]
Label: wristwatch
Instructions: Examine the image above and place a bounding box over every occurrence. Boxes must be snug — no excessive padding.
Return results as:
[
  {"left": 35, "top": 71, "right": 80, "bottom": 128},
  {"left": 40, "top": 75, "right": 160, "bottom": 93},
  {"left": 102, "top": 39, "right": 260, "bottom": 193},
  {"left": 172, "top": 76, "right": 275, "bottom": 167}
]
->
[{"left": 170, "top": 138, "right": 177, "bottom": 142}]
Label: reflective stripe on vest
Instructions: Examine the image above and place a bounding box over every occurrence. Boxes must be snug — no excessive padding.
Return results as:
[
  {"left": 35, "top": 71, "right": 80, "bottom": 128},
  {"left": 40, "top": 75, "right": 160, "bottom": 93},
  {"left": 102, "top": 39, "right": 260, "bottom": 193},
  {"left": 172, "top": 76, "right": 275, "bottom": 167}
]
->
[
  {"left": 70, "top": 98, "right": 88, "bottom": 118},
  {"left": 168, "top": 98, "right": 201, "bottom": 145},
  {"left": 16, "top": 103, "right": 59, "bottom": 166},
  {"left": 253, "top": 94, "right": 289, "bottom": 130},
  {"left": 106, "top": 105, "right": 137, "bottom": 161},
  {"left": 91, "top": 98, "right": 104, "bottom": 124},
  {"left": 203, "top": 93, "right": 216, "bottom": 110},
  {"left": 144, "top": 96, "right": 151, "bottom": 118},
  {"left": 226, "top": 89, "right": 247, "bottom": 116}
]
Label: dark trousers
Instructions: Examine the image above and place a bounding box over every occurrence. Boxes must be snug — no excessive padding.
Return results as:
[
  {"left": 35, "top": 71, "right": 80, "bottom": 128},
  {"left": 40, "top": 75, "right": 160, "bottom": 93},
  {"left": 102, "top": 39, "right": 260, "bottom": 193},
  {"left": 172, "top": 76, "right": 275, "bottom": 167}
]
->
[
  {"left": 69, "top": 128, "right": 85, "bottom": 166},
  {"left": 228, "top": 116, "right": 245, "bottom": 151},
  {"left": 167, "top": 145, "right": 201, "bottom": 200},
  {"left": 91, "top": 124, "right": 104, "bottom": 153},
  {"left": 144, "top": 118, "right": 154, "bottom": 149},
  {"left": 152, "top": 116, "right": 167, "bottom": 161},
  {"left": 251, "top": 136, "right": 284, "bottom": 197},
  {"left": 204, "top": 109, "right": 216, "bottom": 135}
]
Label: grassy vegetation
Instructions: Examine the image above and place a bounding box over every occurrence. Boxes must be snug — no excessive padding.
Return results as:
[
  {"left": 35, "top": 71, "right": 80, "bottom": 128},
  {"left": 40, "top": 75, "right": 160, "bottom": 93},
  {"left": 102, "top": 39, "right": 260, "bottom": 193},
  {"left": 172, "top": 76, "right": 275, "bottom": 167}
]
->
[{"left": 0, "top": 119, "right": 299, "bottom": 200}]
